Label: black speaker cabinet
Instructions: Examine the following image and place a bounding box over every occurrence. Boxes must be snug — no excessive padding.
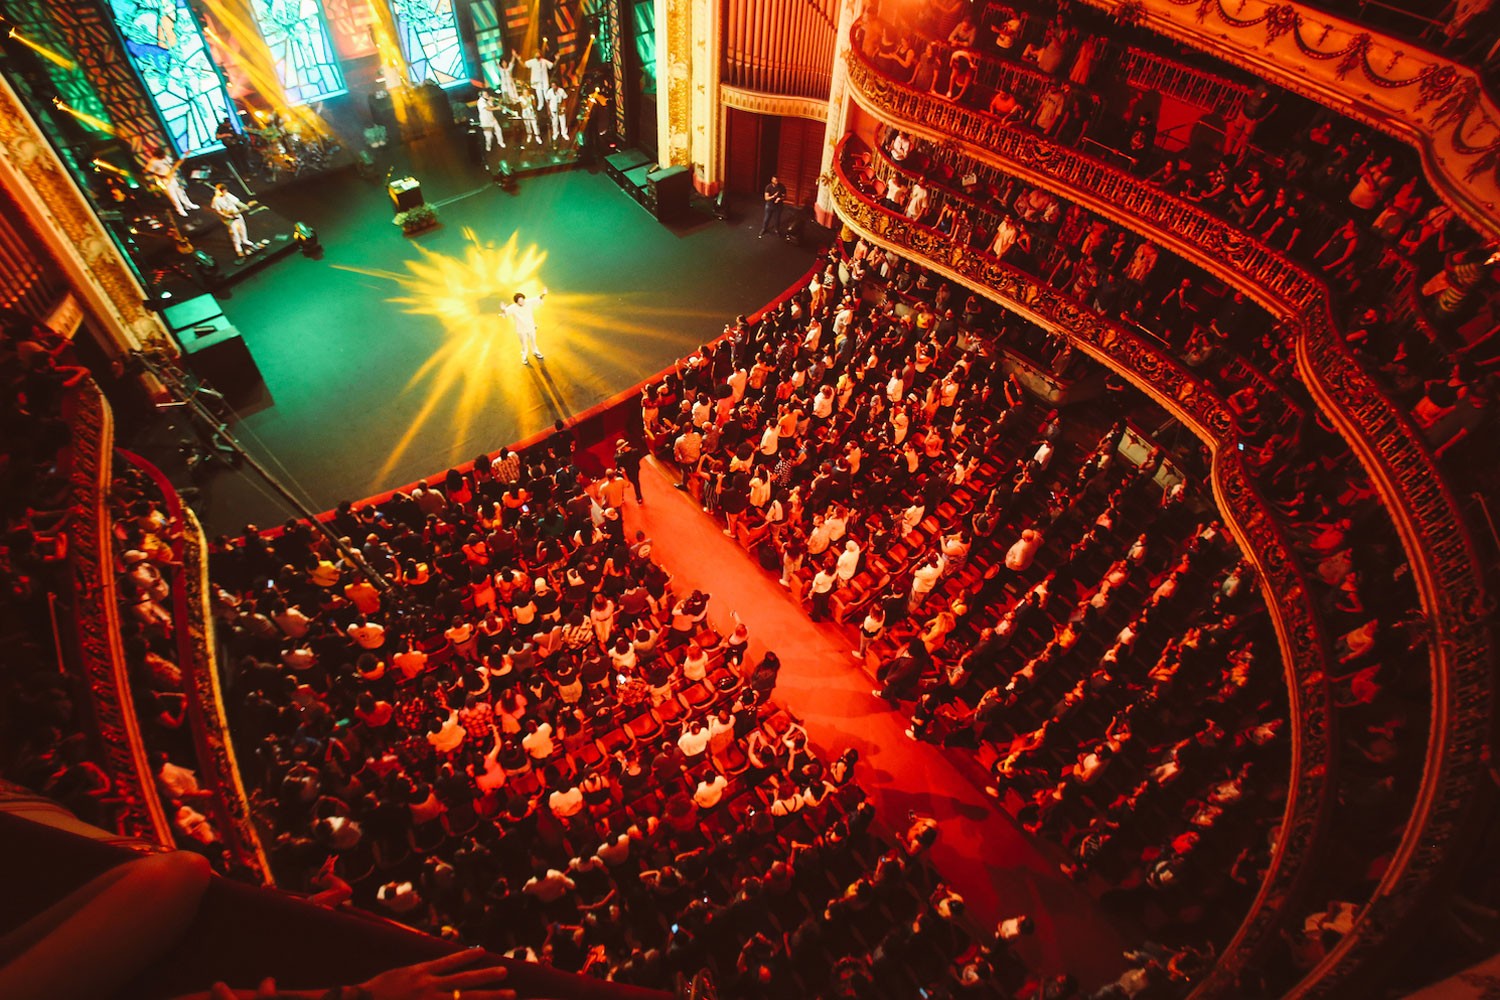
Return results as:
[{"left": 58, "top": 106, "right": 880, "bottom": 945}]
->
[
  {"left": 180, "top": 324, "right": 265, "bottom": 407},
  {"left": 647, "top": 164, "right": 692, "bottom": 222}
]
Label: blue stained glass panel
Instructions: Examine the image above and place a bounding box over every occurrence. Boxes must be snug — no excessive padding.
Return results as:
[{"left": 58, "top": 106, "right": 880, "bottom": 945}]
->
[
  {"left": 390, "top": 0, "right": 467, "bottom": 86},
  {"left": 249, "top": 0, "right": 348, "bottom": 104},
  {"left": 108, "top": 0, "right": 234, "bottom": 155}
]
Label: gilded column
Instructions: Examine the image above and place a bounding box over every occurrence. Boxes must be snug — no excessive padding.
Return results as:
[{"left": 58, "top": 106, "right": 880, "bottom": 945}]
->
[
  {"left": 690, "top": 0, "right": 722, "bottom": 193},
  {"left": 815, "top": 0, "right": 858, "bottom": 226},
  {"left": 655, "top": 0, "right": 694, "bottom": 168},
  {"left": 0, "top": 73, "right": 175, "bottom": 359}
]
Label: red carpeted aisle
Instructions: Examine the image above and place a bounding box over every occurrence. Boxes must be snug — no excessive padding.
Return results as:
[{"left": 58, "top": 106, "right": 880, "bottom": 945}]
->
[{"left": 623, "top": 455, "right": 1130, "bottom": 991}]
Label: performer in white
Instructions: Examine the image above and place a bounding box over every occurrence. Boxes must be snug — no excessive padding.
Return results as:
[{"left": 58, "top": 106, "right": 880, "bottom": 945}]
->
[
  {"left": 519, "top": 88, "right": 542, "bottom": 145},
  {"left": 496, "top": 53, "right": 521, "bottom": 102},
  {"left": 524, "top": 50, "right": 554, "bottom": 109},
  {"left": 477, "top": 88, "right": 505, "bottom": 151},
  {"left": 503, "top": 287, "right": 547, "bottom": 365},
  {"left": 210, "top": 183, "right": 263, "bottom": 258},
  {"left": 546, "top": 83, "right": 569, "bottom": 142},
  {"left": 144, "top": 149, "right": 197, "bottom": 216}
]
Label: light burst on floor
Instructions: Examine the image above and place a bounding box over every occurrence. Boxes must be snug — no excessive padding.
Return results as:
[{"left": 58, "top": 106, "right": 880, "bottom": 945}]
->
[{"left": 333, "top": 227, "right": 711, "bottom": 488}]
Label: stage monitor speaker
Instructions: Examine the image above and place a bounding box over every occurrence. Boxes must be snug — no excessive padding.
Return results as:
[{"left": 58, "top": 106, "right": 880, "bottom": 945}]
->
[
  {"left": 647, "top": 164, "right": 691, "bottom": 222},
  {"left": 389, "top": 176, "right": 424, "bottom": 212},
  {"left": 180, "top": 323, "right": 265, "bottom": 407}
]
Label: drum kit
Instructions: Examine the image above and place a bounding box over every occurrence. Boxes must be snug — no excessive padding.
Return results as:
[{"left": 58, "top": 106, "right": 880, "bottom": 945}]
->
[{"left": 225, "top": 113, "right": 342, "bottom": 181}]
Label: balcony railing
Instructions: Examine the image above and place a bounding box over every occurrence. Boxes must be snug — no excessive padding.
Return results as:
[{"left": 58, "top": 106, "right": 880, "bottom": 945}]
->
[
  {"left": 844, "top": 38, "right": 1324, "bottom": 317},
  {"left": 1075, "top": 0, "right": 1500, "bottom": 241},
  {"left": 825, "top": 155, "right": 1337, "bottom": 997},
  {"left": 837, "top": 46, "right": 1494, "bottom": 984},
  {"left": 66, "top": 383, "right": 175, "bottom": 847}
]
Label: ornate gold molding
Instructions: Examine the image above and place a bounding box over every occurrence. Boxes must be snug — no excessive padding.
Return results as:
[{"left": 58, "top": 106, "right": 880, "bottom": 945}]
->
[
  {"left": 0, "top": 74, "right": 174, "bottom": 359},
  {"left": 67, "top": 383, "right": 175, "bottom": 847},
  {"left": 825, "top": 163, "right": 1336, "bottom": 997},
  {"left": 828, "top": 77, "right": 1493, "bottom": 983},
  {"left": 659, "top": 0, "right": 694, "bottom": 167},
  {"left": 180, "top": 505, "right": 272, "bottom": 881},
  {"left": 719, "top": 85, "right": 830, "bottom": 123},
  {"left": 1075, "top": 0, "right": 1500, "bottom": 239},
  {"left": 843, "top": 41, "right": 1322, "bottom": 318}
]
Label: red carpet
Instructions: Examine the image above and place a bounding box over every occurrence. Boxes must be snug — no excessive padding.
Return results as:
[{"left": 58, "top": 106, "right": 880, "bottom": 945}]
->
[{"left": 624, "top": 455, "right": 1130, "bottom": 990}]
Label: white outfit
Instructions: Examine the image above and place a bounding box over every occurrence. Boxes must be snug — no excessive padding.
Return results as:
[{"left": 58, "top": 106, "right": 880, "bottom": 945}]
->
[
  {"left": 524, "top": 56, "right": 554, "bottom": 107},
  {"left": 520, "top": 99, "right": 542, "bottom": 144},
  {"left": 211, "top": 190, "right": 256, "bottom": 256},
  {"left": 147, "top": 156, "right": 198, "bottom": 216},
  {"left": 503, "top": 292, "right": 546, "bottom": 362},
  {"left": 497, "top": 60, "right": 520, "bottom": 102},
  {"left": 547, "top": 85, "right": 569, "bottom": 141},
  {"left": 478, "top": 93, "right": 505, "bottom": 150}
]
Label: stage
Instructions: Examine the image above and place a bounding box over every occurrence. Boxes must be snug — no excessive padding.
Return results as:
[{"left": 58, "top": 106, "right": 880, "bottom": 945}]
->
[{"left": 121, "top": 126, "right": 828, "bottom": 535}]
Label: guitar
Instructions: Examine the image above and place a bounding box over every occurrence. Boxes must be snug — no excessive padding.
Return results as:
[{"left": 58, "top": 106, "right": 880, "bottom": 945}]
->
[
  {"left": 214, "top": 198, "right": 261, "bottom": 223},
  {"left": 146, "top": 156, "right": 186, "bottom": 192}
]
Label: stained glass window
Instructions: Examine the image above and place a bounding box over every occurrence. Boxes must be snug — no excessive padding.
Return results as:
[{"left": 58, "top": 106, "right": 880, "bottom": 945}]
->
[
  {"left": 108, "top": 0, "right": 234, "bottom": 155},
  {"left": 249, "top": 0, "right": 347, "bottom": 104},
  {"left": 390, "top": 0, "right": 467, "bottom": 87}
]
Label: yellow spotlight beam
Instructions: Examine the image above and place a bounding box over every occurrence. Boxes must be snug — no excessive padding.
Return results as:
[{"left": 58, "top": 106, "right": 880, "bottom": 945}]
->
[
  {"left": 9, "top": 28, "right": 76, "bottom": 70},
  {"left": 53, "top": 98, "right": 115, "bottom": 134}
]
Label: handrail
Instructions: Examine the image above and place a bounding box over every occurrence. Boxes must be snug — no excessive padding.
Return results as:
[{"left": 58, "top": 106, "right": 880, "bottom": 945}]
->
[
  {"left": 115, "top": 448, "right": 271, "bottom": 881},
  {"left": 824, "top": 153, "right": 1337, "bottom": 996},
  {"left": 1073, "top": 0, "right": 1500, "bottom": 241},
  {"left": 844, "top": 36, "right": 1324, "bottom": 319},
  {"left": 839, "top": 44, "right": 1495, "bottom": 983},
  {"left": 65, "top": 382, "right": 175, "bottom": 848},
  {"left": 1288, "top": 311, "right": 1494, "bottom": 998}
]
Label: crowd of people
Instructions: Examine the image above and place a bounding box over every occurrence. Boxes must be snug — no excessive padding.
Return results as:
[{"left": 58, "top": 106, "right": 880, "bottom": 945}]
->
[
  {"left": 206, "top": 425, "right": 1057, "bottom": 996},
  {"left": 639, "top": 229, "right": 1451, "bottom": 993},
  {"left": 853, "top": 1, "right": 1496, "bottom": 458},
  {"left": 0, "top": 313, "right": 130, "bottom": 832}
]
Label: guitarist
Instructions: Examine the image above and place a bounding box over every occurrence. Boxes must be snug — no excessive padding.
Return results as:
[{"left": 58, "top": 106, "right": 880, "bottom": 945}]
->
[
  {"left": 210, "top": 183, "right": 265, "bottom": 259},
  {"left": 143, "top": 147, "right": 198, "bottom": 217}
]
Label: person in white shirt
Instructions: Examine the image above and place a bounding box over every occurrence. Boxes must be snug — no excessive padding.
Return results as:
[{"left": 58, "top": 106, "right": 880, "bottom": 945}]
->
[
  {"left": 524, "top": 51, "right": 554, "bottom": 108},
  {"left": 522, "top": 720, "right": 555, "bottom": 760},
  {"left": 519, "top": 87, "right": 542, "bottom": 144},
  {"left": 145, "top": 151, "right": 198, "bottom": 216},
  {"left": 835, "top": 539, "right": 861, "bottom": 583},
  {"left": 693, "top": 773, "right": 727, "bottom": 809},
  {"left": 496, "top": 53, "right": 521, "bottom": 101},
  {"left": 211, "top": 183, "right": 262, "bottom": 258},
  {"left": 546, "top": 83, "right": 569, "bottom": 141},
  {"left": 477, "top": 87, "right": 505, "bottom": 151},
  {"left": 905, "top": 180, "right": 929, "bottom": 221},
  {"left": 678, "top": 721, "right": 711, "bottom": 757},
  {"left": 503, "top": 287, "right": 548, "bottom": 365}
]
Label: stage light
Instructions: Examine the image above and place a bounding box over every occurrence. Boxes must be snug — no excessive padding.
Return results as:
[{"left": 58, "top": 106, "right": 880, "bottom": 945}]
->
[
  {"left": 193, "top": 249, "right": 219, "bottom": 277},
  {"left": 52, "top": 97, "right": 115, "bottom": 135},
  {"left": 7, "top": 26, "right": 75, "bottom": 69},
  {"left": 331, "top": 229, "right": 700, "bottom": 489},
  {"left": 292, "top": 221, "right": 321, "bottom": 257},
  {"left": 494, "top": 160, "right": 516, "bottom": 191}
]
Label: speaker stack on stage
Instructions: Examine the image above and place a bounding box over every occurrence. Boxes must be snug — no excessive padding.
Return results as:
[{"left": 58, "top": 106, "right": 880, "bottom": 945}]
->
[
  {"left": 162, "top": 294, "right": 268, "bottom": 408},
  {"left": 603, "top": 149, "right": 692, "bottom": 223}
]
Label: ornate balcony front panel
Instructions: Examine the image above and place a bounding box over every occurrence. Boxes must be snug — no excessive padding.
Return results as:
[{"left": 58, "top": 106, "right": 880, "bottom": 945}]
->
[
  {"left": 825, "top": 161, "right": 1336, "bottom": 999},
  {"left": 831, "top": 54, "right": 1494, "bottom": 977},
  {"left": 1291, "top": 311, "right": 1494, "bottom": 997},
  {"left": 844, "top": 38, "right": 1324, "bottom": 318},
  {"left": 1077, "top": 0, "right": 1500, "bottom": 240}
]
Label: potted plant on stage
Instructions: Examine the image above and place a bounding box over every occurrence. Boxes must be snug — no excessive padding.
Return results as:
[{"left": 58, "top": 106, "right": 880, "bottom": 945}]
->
[{"left": 394, "top": 203, "right": 439, "bottom": 236}]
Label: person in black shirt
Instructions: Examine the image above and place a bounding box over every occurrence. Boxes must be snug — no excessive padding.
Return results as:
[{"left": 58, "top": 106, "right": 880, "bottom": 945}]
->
[{"left": 761, "top": 176, "right": 787, "bottom": 237}]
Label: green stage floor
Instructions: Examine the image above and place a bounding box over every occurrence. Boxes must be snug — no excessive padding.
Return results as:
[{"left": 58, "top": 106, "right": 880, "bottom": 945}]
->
[{"left": 128, "top": 135, "right": 823, "bottom": 535}]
